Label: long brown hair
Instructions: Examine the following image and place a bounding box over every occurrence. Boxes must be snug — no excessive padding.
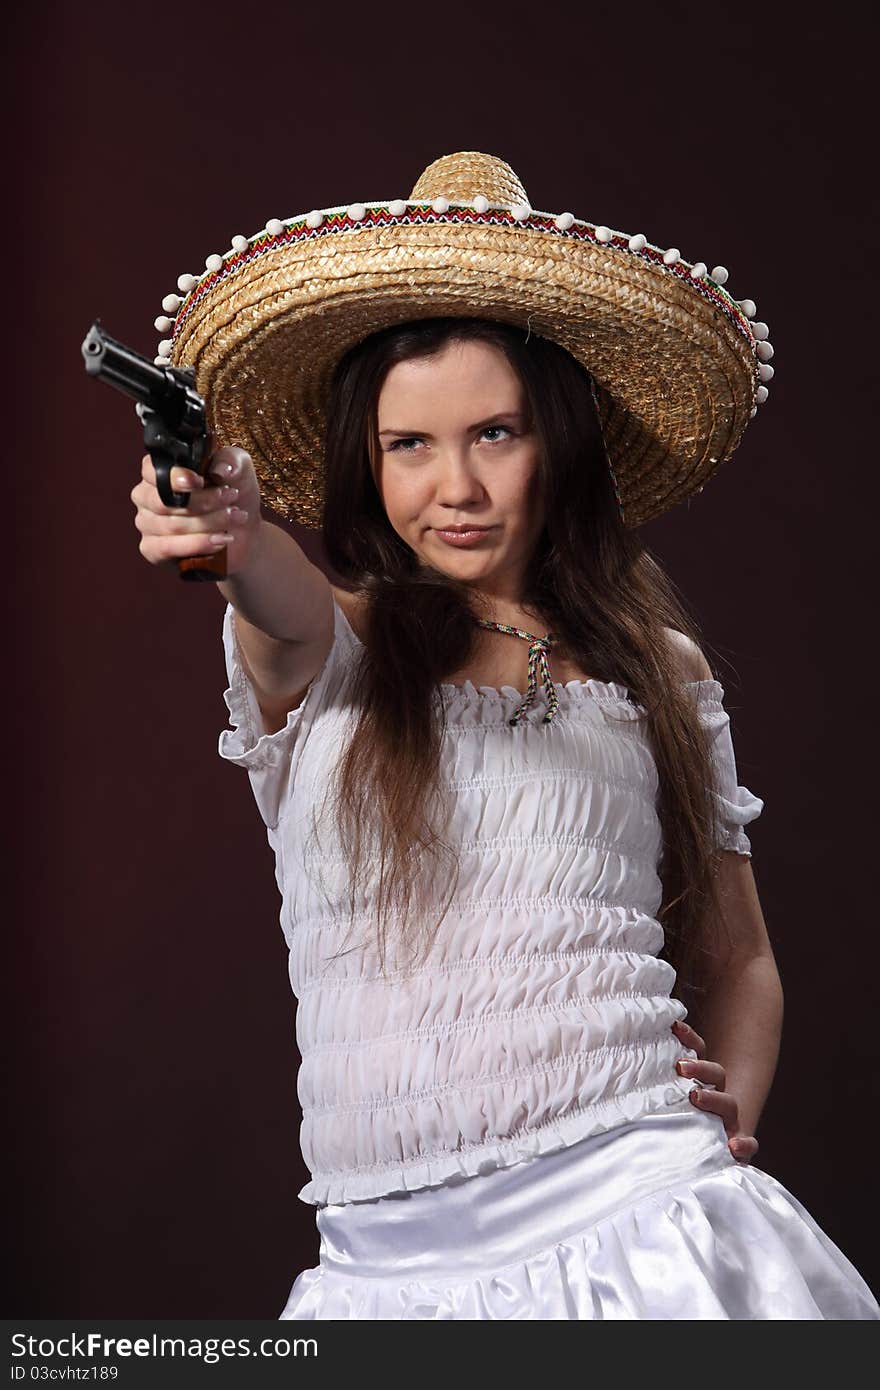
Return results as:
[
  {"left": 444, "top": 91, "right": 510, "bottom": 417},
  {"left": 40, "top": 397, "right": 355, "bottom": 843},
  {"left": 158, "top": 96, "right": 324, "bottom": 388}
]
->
[{"left": 315, "top": 316, "right": 731, "bottom": 999}]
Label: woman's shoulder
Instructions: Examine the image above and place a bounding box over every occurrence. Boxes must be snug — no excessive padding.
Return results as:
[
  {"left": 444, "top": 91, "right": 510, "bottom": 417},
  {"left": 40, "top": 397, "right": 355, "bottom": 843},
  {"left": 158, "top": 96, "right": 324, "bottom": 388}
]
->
[{"left": 661, "top": 626, "right": 714, "bottom": 683}]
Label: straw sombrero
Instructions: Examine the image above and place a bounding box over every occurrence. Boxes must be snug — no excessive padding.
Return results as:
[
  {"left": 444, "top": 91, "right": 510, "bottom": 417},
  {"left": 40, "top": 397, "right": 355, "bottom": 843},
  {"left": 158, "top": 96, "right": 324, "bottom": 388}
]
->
[{"left": 153, "top": 151, "right": 774, "bottom": 530}]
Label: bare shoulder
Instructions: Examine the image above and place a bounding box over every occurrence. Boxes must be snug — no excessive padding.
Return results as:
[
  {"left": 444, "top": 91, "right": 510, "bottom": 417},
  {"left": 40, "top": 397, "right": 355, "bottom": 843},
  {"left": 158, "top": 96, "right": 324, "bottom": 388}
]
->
[
  {"left": 662, "top": 626, "right": 714, "bottom": 683},
  {"left": 330, "top": 585, "right": 370, "bottom": 643}
]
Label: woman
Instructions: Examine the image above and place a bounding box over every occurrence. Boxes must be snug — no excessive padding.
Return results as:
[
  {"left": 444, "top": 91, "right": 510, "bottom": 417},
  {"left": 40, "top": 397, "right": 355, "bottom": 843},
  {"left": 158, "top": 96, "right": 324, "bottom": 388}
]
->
[{"left": 132, "top": 152, "right": 879, "bottom": 1318}]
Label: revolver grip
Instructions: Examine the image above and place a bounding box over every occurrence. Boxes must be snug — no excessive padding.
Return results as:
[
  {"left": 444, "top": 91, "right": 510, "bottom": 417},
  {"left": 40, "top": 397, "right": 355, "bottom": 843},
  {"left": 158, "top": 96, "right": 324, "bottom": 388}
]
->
[
  {"left": 178, "top": 550, "right": 228, "bottom": 583},
  {"left": 145, "top": 414, "right": 226, "bottom": 583}
]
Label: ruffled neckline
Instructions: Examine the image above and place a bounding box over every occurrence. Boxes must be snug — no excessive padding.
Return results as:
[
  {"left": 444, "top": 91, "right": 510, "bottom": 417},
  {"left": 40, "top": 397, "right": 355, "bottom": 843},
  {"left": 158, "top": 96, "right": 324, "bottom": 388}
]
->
[
  {"left": 440, "top": 676, "right": 627, "bottom": 703},
  {"left": 438, "top": 676, "right": 724, "bottom": 710}
]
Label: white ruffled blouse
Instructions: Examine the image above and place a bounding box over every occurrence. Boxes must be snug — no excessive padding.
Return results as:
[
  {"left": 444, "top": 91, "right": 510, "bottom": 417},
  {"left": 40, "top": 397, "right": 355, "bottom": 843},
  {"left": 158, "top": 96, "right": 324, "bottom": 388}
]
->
[{"left": 218, "top": 594, "right": 764, "bottom": 1207}]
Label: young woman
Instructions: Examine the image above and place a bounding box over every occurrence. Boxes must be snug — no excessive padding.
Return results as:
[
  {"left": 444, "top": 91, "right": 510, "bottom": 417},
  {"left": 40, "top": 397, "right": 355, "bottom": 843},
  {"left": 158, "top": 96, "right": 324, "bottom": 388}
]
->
[{"left": 131, "top": 152, "right": 879, "bottom": 1319}]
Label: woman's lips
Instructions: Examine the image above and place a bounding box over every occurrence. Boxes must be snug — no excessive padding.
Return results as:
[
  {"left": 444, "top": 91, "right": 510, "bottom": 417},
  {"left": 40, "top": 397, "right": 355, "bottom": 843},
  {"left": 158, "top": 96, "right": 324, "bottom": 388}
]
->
[{"left": 433, "top": 528, "right": 493, "bottom": 547}]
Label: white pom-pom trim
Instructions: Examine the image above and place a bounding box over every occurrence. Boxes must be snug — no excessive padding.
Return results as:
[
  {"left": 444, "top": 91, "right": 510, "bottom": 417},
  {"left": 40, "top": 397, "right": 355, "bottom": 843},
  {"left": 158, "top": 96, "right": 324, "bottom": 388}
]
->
[
  {"left": 154, "top": 356, "right": 168, "bottom": 367},
  {"left": 749, "top": 406, "right": 757, "bottom": 419},
  {"left": 158, "top": 214, "right": 774, "bottom": 408},
  {"left": 473, "top": 194, "right": 489, "bottom": 213}
]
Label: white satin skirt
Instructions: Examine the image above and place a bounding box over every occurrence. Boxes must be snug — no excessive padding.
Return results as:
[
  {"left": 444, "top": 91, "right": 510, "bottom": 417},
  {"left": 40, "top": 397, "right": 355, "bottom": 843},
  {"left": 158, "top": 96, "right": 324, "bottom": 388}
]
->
[{"left": 280, "top": 1103, "right": 879, "bottom": 1320}]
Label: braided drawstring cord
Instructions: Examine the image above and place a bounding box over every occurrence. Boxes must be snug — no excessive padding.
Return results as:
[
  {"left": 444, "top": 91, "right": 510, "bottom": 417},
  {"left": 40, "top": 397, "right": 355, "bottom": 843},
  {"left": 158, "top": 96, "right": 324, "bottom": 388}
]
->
[{"left": 474, "top": 619, "right": 560, "bottom": 726}]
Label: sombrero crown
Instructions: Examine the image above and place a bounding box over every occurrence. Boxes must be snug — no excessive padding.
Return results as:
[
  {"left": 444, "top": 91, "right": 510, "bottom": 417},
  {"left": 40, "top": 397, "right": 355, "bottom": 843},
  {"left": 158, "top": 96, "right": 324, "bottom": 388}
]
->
[{"left": 155, "top": 151, "right": 773, "bottom": 528}]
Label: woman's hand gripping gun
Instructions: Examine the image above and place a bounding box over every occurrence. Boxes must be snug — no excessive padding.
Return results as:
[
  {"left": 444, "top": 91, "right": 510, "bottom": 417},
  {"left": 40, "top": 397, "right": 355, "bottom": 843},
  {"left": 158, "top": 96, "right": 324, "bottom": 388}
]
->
[{"left": 81, "top": 320, "right": 225, "bottom": 582}]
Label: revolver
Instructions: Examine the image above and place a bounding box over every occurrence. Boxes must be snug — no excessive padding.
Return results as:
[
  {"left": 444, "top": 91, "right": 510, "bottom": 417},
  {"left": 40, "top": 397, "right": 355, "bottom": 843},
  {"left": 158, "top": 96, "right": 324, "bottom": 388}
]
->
[{"left": 81, "top": 320, "right": 226, "bottom": 582}]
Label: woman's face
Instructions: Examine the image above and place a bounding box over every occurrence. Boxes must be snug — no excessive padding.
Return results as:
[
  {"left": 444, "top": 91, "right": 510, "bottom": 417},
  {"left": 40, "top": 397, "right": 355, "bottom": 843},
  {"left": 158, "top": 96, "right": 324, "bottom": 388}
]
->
[{"left": 371, "top": 338, "right": 545, "bottom": 605}]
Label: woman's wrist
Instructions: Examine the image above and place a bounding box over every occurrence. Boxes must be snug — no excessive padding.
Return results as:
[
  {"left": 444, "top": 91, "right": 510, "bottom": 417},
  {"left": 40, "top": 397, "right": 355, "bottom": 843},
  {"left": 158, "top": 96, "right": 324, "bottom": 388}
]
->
[{"left": 216, "top": 516, "right": 331, "bottom": 646}]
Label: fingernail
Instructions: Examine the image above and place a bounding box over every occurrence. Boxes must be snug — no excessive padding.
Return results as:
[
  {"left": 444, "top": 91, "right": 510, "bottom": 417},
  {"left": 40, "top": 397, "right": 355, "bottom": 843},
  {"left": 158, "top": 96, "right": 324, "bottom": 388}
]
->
[
  {"left": 675, "top": 1060, "right": 692, "bottom": 1076},
  {"left": 689, "top": 1088, "right": 702, "bottom": 1105}
]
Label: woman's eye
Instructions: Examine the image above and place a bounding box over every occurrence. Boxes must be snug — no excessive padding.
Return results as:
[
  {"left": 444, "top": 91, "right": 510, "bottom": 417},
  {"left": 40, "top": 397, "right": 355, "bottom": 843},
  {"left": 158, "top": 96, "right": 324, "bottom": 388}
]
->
[{"left": 388, "top": 427, "right": 512, "bottom": 453}]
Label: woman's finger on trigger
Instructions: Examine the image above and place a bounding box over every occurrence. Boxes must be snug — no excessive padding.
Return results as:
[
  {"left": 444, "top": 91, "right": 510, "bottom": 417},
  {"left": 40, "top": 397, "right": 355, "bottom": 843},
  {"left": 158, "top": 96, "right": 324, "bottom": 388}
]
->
[{"left": 170, "top": 466, "right": 204, "bottom": 494}]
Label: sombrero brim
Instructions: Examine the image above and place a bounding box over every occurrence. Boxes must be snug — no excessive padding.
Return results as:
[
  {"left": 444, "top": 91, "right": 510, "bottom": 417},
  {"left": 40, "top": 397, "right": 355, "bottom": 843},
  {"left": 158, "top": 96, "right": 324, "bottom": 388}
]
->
[{"left": 168, "top": 203, "right": 760, "bottom": 529}]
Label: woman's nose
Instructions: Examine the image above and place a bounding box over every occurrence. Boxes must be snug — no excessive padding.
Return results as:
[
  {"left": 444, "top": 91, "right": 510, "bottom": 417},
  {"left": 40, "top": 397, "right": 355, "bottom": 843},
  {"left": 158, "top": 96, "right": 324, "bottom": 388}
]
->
[{"left": 434, "top": 450, "right": 486, "bottom": 503}]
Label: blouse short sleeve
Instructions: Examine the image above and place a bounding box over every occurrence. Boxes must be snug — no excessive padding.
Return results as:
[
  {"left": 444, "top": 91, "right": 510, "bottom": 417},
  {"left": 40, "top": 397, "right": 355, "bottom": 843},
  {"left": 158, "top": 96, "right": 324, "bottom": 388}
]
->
[
  {"left": 692, "top": 679, "right": 764, "bottom": 857},
  {"left": 217, "top": 593, "right": 361, "bottom": 831}
]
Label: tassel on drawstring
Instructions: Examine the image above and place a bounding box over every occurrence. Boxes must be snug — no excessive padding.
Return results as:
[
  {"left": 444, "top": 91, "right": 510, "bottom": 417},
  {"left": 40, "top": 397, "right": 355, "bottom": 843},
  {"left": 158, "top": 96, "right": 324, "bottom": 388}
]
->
[{"left": 474, "top": 619, "right": 560, "bottom": 726}]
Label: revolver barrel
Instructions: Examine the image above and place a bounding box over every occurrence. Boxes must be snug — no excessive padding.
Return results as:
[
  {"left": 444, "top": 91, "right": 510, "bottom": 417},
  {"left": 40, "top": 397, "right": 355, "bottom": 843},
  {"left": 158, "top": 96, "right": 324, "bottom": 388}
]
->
[{"left": 81, "top": 321, "right": 168, "bottom": 405}]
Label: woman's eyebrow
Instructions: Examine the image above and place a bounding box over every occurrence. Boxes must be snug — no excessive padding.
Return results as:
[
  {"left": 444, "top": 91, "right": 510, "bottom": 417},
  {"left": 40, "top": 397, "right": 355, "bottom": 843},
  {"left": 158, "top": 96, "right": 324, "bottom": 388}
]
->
[{"left": 378, "top": 410, "right": 525, "bottom": 438}]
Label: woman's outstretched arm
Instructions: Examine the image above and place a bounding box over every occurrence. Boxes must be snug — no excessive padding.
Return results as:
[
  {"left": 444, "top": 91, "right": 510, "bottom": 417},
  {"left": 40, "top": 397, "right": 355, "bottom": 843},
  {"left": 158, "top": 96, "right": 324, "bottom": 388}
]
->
[{"left": 133, "top": 443, "right": 335, "bottom": 732}]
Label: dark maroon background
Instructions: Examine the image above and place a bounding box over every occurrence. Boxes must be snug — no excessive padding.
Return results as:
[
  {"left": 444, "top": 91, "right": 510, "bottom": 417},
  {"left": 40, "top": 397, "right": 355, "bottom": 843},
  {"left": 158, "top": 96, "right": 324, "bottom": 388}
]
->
[{"left": 8, "top": 2, "right": 878, "bottom": 1316}]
